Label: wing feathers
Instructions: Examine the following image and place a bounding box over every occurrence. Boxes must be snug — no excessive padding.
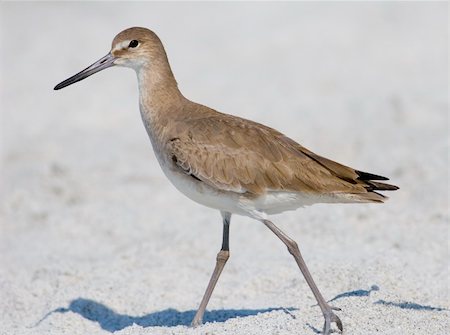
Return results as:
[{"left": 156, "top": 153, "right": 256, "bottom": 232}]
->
[
  {"left": 356, "top": 170, "right": 390, "bottom": 181},
  {"left": 168, "top": 112, "right": 398, "bottom": 201}
]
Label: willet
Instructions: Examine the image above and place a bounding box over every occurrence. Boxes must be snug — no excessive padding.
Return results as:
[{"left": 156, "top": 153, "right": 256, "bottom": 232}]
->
[{"left": 54, "top": 27, "right": 398, "bottom": 334}]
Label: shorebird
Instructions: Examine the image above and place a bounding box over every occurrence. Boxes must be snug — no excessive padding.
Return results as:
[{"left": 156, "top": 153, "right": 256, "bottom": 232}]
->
[{"left": 54, "top": 27, "right": 398, "bottom": 334}]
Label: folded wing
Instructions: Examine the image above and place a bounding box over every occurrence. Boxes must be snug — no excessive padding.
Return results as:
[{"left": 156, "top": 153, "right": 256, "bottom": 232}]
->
[{"left": 167, "top": 112, "right": 398, "bottom": 202}]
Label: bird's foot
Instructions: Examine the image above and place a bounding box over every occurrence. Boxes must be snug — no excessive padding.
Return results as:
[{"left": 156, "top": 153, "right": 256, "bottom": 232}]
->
[
  {"left": 191, "top": 317, "right": 203, "bottom": 328},
  {"left": 322, "top": 307, "right": 343, "bottom": 335}
]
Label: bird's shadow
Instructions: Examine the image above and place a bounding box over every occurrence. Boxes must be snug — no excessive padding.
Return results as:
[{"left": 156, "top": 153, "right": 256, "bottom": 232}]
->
[
  {"left": 327, "top": 285, "right": 447, "bottom": 312},
  {"left": 34, "top": 286, "right": 447, "bottom": 333},
  {"left": 374, "top": 300, "right": 447, "bottom": 312},
  {"left": 35, "top": 298, "right": 297, "bottom": 332}
]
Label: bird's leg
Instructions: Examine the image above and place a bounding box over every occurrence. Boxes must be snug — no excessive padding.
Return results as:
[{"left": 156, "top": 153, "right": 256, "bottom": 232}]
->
[
  {"left": 262, "top": 219, "right": 343, "bottom": 335},
  {"left": 191, "top": 212, "right": 231, "bottom": 327}
]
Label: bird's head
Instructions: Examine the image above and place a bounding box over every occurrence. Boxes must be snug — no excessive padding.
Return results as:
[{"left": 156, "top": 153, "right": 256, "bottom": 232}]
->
[{"left": 54, "top": 27, "right": 164, "bottom": 90}]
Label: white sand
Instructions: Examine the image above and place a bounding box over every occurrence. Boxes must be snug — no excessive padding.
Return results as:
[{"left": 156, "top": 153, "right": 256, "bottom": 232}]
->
[{"left": 0, "top": 2, "right": 448, "bottom": 335}]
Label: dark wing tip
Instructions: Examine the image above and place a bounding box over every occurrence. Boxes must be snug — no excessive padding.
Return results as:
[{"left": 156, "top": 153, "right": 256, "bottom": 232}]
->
[
  {"left": 366, "top": 181, "right": 399, "bottom": 191},
  {"left": 356, "top": 170, "right": 399, "bottom": 192},
  {"left": 356, "top": 170, "right": 390, "bottom": 181}
]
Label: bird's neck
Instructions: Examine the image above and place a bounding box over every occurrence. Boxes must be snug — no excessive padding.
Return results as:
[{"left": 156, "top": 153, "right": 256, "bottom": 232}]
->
[
  {"left": 137, "top": 60, "right": 184, "bottom": 113},
  {"left": 136, "top": 61, "right": 185, "bottom": 149}
]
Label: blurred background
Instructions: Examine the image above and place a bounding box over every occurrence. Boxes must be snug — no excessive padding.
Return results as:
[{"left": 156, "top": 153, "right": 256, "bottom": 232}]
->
[{"left": 0, "top": 2, "right": 448, "bottom": 335}]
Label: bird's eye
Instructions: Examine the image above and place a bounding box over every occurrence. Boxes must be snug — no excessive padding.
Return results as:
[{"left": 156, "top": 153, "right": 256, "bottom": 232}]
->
[{"left": 128, "top": 40, "right": 139, "bottom": 48}]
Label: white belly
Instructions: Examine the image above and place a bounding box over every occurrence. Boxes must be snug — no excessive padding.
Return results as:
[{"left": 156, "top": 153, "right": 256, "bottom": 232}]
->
[
  {"left": 160, "top": 161, "right": 346, "bottom": 220},
  {"left": 162, "top": 164, "right": 249, "bottom": 214}
]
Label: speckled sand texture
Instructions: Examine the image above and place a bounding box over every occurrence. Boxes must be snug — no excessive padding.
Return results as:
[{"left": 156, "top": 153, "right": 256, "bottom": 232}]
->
[{"left": 0, "top": 2, "right": 448, "bottom": 335}]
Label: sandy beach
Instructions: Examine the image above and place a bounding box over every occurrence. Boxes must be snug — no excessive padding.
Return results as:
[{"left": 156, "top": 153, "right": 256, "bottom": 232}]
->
[{"left": 0, "top": 2, "right": 448, "bottom": 335}]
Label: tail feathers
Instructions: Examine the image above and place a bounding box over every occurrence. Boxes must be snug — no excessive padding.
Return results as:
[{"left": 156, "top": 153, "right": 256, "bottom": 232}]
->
[
  {"left": 349, "top": 170, "right": 399, "bottom": 204},
  {"left": 365, "top": 181, "right": 399, "bottom": 191},
  {"left": 341, "top": 190, "right": 386, "bottom": 203},
  {"left": 355, "top": 169, "right": 399, "bottom": 192}
]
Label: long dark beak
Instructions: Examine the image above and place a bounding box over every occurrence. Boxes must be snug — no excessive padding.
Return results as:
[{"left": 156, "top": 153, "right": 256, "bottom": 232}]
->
[{"left": 54, "top": 53, "right": 116, "bottom": 90}]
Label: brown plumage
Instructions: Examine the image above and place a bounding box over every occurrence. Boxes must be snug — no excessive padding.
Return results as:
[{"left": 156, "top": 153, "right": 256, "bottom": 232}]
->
[
  {"left": 167, "top": 106, "right": 398, "bottom": 201},
  {"left": 54, "top": 27, "right": 399, "bottom": 335},
  {"left": 108, "top": 30, "right": 399, "bottom": 203}
]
